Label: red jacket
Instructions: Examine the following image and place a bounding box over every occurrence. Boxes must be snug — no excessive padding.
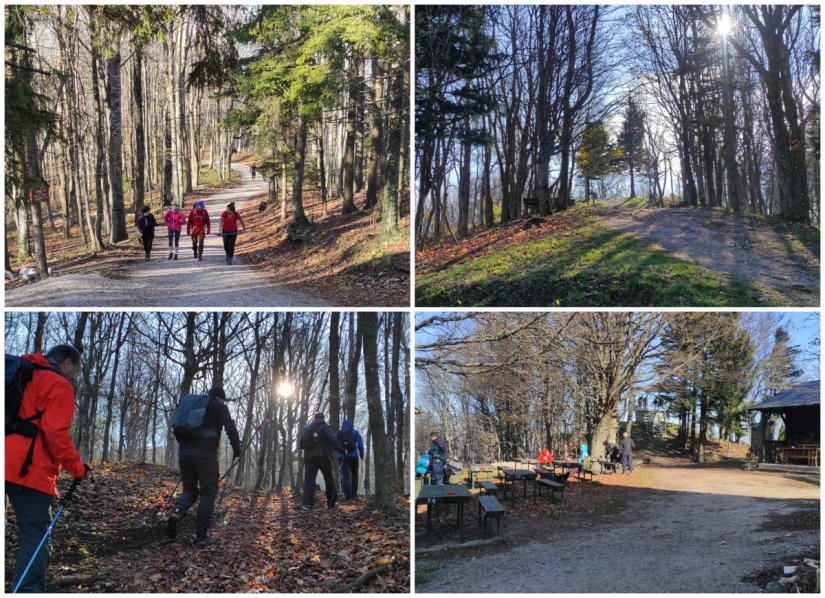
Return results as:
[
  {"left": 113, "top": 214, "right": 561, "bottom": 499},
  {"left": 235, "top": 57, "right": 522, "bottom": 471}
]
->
[
  {"left": 187, "top": 208, "right": 211, "bottom": 235},
  {"left": 220, "top": 210, "right": 244, "bottom": 233},
  {"left": 163, "top": 209, "right": 185, "bottom": 232},
  {"left": 5, "top": 354, "right": 85, "bottom": 495},
  {"left": 538, "top": 448, "right": 553, "bottom": 465}
]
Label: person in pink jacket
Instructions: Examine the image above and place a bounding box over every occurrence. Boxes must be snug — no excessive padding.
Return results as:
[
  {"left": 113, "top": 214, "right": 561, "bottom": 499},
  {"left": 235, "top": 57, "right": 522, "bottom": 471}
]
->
[{"left": 163, "top": 204, "right": 185, "bottom": 261}]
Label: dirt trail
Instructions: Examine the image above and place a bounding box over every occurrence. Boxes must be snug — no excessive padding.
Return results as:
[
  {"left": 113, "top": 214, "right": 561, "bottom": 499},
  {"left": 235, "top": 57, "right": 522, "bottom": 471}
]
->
[
  {"left": 598, "top": 201, "right": 819, "bottom": 305},
  {"left": 5, "top": 164, "right": 329, "bottom": 308},
  {"left": 416, "top": 465, "right": 819, "bottom": 593}
]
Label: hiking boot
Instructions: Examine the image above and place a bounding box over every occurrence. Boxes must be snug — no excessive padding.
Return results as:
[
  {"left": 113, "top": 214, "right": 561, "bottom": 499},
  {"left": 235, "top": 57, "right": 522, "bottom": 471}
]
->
[
  {"left": 194, "top": 536, "right": 208, "bottom": 549},
  {"left": 173, "top": 254, "right": 178, "bottom": 261},
  {"left": 166, "top": 512, "right": 180, "bottom": 538},
  {"left": 228, "top": 257, "right": 233, "bottom": 265},
  {"left": 145, "top": 255, "right": 150, "bottom": 261},
  {"left": 198, "top": 255, "right": 203, "bottom": 262},
  {"left": 168, "top": 252, "right": 173, "bottom": 261},
  {"left": 299, "top": 505, "right": 312, "bottom": 512}
]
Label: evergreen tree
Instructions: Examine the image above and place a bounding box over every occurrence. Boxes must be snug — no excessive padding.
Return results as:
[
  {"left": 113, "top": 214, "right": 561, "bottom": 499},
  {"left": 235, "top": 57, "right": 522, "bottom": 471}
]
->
[
  {"left": 576, "top": 121, "right": 622, "bottom": 202},
  {"left": 763, "top": 327, "right": 803, "bottom": 397},
  {"left": 618, "top": 98, "right": 647, "bottom": 199}
]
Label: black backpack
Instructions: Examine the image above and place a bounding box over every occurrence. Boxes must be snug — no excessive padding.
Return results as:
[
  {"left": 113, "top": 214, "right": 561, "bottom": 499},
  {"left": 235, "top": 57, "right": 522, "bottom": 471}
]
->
[
  {"left": 5, "top": 354, "right": 53, "bottom": 477},
  {"left": 338, "top": 429, "right": 357, "bottom": 452},
  {"left": 300, "top": 422, "right": 323, "bottom": 450},
  {"left": 429, "top": 441, "right": 444, "bottom": 462}
]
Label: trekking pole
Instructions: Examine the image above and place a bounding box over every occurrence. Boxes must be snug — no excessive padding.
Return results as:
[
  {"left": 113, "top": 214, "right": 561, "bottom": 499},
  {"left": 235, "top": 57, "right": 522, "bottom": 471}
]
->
[{"left": 13, "top": 478, "right": 82, "bottom": 594}]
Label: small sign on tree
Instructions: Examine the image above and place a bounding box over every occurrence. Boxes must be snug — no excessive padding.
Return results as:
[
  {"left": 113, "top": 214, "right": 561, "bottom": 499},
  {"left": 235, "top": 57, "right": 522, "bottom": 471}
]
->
[{"left": 28, "top": 184, "right": 50, "bottom": 204}]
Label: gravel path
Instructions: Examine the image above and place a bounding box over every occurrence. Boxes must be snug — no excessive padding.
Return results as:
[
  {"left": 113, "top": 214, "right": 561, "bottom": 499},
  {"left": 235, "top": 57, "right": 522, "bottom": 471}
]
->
[
  {"left": 415, "top": 465, "right": 820, "bottom": 593},
  {"left": 598, "top": 201, "right": 819, "bottom": 306},
  {"left": 6, "top": 164, "right": 328, "bottom": 308}
]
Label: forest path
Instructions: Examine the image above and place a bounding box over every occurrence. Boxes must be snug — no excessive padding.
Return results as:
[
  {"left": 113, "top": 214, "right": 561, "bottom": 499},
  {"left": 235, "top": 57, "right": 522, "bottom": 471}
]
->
[
  {"left": 5, "top": 164, "right": 328, "bottom": 308},
  {"left": 416, "top": 465, "right": 819, "bottom": 592},
  {"left": 596, "top": 201, "right": 819, "bottom": 306}
]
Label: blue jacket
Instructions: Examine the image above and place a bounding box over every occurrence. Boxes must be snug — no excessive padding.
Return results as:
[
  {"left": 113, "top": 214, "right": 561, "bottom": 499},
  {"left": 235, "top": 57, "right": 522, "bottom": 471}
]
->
[
  {"left": 335, "top": 420, "right": 365, "bottom": 460},
  {"left": 415, "top": 454, "right": 430, "bottom": 475}
]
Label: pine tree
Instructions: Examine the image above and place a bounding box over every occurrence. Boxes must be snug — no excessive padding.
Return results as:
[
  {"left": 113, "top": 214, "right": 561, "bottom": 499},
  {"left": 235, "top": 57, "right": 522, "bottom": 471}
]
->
[
  {"left": 764, "top": 327, "right": 803, "bottom": 397},
  {"left": 618, "top": 98, "right": 647, "bottom": 199}
]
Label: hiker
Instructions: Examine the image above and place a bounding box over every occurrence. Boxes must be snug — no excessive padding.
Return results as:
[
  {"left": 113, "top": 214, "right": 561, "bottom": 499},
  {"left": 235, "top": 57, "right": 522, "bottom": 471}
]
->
[
  {"left": 300, "top": 412, "right": 346, "bottom": 511},
  {"left": 620, "top": 431, "right": 635, "bottom": 475},
  {"left": 335, "top": 420, "right": 365, "bottom": 501},
  {"left": 187, "top": 200, "right": 211, "bottom": 261},
  {"left": 5, "top": 345, "right": 92, "bottom": 593},
  {"left": 415, "top": 454, "right": 430, "bottom": 477},
  {"left": 427, "top": 432, "right": 448, "bottom": 485},
  {"left": 137, "top": 205, "right": 157, "bottom": 261},
  {"left": 167, "top": 387, "right": 241, "bottom": 548},
  {"left": 538, "top": 446, "right": 553, "bottom": 465},
  {"left": 219, "top": 202, "right": 246, "bottom": 265},
  {"left": 250, "top": 164, "right": 257, "bottom": 180},
  {"left": 578, "top": 437, "right": 589, "bottom": 463},
  {"left": 163, "top": 204, "right": 185, "bottom": 261},
  {"left": 603, "top": 440, "right": 616, "bottom": 462}
]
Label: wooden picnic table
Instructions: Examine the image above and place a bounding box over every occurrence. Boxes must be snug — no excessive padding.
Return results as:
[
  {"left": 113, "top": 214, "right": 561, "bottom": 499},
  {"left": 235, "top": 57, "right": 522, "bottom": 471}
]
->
[
  {"left": 469, "top": 465, "right": 494, "bottom": 489},
  {"left": 776, "top": 445, "right": 820, "bottom": 467},
  {"left": 499, "top": 468, "right": 537, "bottom": 502},
  {"left": 416, "top": 484, "right": 473, "bottom": 542},
  {"left": 552, "top": 460, "right": 583, "bottom": 476}
]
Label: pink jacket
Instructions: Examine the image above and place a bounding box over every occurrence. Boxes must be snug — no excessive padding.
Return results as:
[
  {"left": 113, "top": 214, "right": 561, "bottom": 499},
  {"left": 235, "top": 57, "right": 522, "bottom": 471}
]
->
[{"left": 164, "top": 209, "right": 185, "bottom": 232}]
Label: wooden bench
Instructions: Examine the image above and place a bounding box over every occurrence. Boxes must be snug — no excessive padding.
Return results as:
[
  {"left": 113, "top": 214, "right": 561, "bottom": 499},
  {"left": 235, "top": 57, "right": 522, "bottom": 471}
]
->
[
  {"left": 577, "top": 467, "right": 595, "bottom": 482},
  {"left": 479, "top": 481, "right": 499, "bottom": 496},
  {"left": 523, "top": 196, "right": 559, "bottom": 215},
  {"left": 478, "top": 495, "right": 505, "bottom": 536},
  {"left": 533, "top": 478, "right": 565, "bottom": 503}
]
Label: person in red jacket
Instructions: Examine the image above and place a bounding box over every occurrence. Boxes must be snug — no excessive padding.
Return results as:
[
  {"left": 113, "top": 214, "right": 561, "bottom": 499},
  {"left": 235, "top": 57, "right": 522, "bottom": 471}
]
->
[
  {"left": 5, "top": 345, "right": 92, "bottom": 593},
  {"left": 187, "top": 200, "right": 211, "bottom": 261},
  {"left": 219, "top": 202, "right": 246, "bottom": 265},
  {"left": 538, "top": 446, "right": 553, "bottom": 466}
]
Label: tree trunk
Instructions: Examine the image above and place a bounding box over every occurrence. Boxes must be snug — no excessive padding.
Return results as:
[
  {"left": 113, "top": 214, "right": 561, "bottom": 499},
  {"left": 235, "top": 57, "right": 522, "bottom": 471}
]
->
[
  {"left": 291, "top": 115, "right": 310, "bottom": 226},
  {"left": 106, "top": 53, "right": 128, "bottom": 242},
  {"left": 342, "top": 53, "right": 359, "bottom": 214},
  {"left": 365, "top": 59, "right": 383, "bottom": 209},
  {"left": 133, "top": 47, "right": 146, "bottom": 214},
  {"left": 328, "top": 312, "right": 341, "bottom": 431}
]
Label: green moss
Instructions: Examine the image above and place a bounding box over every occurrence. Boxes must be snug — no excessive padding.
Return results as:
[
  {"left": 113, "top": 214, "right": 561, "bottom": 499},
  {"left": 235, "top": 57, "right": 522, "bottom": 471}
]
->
[{"left": 417, "top": 214, "right": 783, "bottom": 307}]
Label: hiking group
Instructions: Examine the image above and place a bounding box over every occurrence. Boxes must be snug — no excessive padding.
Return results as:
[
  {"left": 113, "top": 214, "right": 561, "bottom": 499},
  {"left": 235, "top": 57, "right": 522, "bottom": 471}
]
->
[
  {"left": 5, "top": 348, "right": 369, "bottom": 593},
  {"left": 299, "top": 413, "right": 365, "bottom": 511},
  {"left": 136, "top": 200, "right": 246, "bottom": 264}
]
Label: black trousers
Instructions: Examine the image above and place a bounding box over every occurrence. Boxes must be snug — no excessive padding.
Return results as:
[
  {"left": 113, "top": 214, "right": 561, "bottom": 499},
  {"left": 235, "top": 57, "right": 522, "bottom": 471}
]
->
[
  {"left": 340, "top": 457, "right": 359, "bottom": 500},
  {"left": 174, "top": 448, "right": 220, "bottom": 538},
  {"left": 141, "top": 233, "right": 154, "bottom": 256},
  {"left": 222, "top": 232, "right": 238, "bottom": 257},
  {"left": 303, "top": 456, "right": 338, "bottom": 508}
]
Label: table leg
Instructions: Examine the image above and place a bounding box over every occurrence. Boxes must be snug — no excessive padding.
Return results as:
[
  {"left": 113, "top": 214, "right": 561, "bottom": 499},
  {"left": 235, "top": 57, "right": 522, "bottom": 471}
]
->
[
  {"left": 458, "top": 503, "right": 465, "bottom": 543},
  {"left": 523, "top": 478, "right": 528, "bottom": 499},
  {"left": 426, "top": 503, "right": 432, "bottom": 531}
]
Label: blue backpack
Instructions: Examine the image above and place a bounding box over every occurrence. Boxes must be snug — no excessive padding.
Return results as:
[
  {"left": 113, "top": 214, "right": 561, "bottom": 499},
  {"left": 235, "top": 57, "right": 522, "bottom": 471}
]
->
[
  {"left": 338, "top": 429, "right": 357, "bottom": 452},
  {"left": 172, "top": 394, "right": 218, "bottom": 442}
]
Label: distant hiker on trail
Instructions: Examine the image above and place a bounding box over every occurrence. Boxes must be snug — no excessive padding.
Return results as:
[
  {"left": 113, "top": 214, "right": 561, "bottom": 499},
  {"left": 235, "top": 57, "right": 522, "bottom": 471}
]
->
[
  {"left": 620, "top": 431, "right": 635, "bottom": 475},
  {"left": 5, "top": 345, "right": 93, "bottom": 593},
  {"left": 137, "top": 205, "right": 157, "bottom": 261},
  {"left": 538, "top": 446, "right": 553, "bottom": 465},
  {"left": 427, "top": 432, "right": 448, "bottom": 485},
  {"left": 187, "top": 200, "right": 211, "bottom": 261},
  {"left": 300, "top": 412, "right": 346, "bottom": 511},
  {"left": 167, "top": 387, "right": 241, "bottom": 548},
  {"left": 577, "top": 437, "right": 589, "bottom": 463},
  {"left": 163, "top": 204, "right": 185, "bottom": 261},
  {"left": 219, "top": 202, "right": 246, "bottom": 265},
  {"left": 335, "top": 420, "right": 365, "bottom": 501},
  {"left": 250, "top": 164, "right": 257, "bottom": 180}
]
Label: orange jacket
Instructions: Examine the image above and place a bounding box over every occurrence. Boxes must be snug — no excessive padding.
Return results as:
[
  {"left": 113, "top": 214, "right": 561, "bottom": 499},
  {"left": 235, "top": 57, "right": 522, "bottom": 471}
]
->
[
  {"left": 538, "top": 448, "right": 553, "bottom": 465},
  {"left": 5, "top": 354, "right": 86, "bottom": 495}
]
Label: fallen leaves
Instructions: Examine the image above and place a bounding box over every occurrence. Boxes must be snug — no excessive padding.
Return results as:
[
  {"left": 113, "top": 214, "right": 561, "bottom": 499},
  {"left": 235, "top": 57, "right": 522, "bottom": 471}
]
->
[{"left": 4, "top": 461, "right": 409, "bottom": 593}]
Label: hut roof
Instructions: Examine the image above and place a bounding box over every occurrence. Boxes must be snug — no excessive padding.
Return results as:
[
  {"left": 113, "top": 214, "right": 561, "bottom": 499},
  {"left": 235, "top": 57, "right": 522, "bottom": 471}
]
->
[{"left": 750, "top": 380, "right": 820, "bottom": 411}]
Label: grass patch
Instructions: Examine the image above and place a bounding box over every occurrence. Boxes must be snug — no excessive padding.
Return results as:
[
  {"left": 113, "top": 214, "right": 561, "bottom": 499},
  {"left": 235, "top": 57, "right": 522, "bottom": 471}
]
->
[
  {"left": 195, "top": 168, "right": 241, "bottom": 191},
  {"left": 417, "top": 210, "right": 780, "bottom": 307}
]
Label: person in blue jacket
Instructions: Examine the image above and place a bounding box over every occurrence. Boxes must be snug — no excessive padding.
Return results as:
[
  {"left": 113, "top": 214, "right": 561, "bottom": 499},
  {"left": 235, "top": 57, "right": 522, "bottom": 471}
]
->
[
  {"left": 578, "top": 437, "right": 590, "bottom": 463},
  {"left": 335, "top": 420, "right": 365, "bottom": 501}
]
